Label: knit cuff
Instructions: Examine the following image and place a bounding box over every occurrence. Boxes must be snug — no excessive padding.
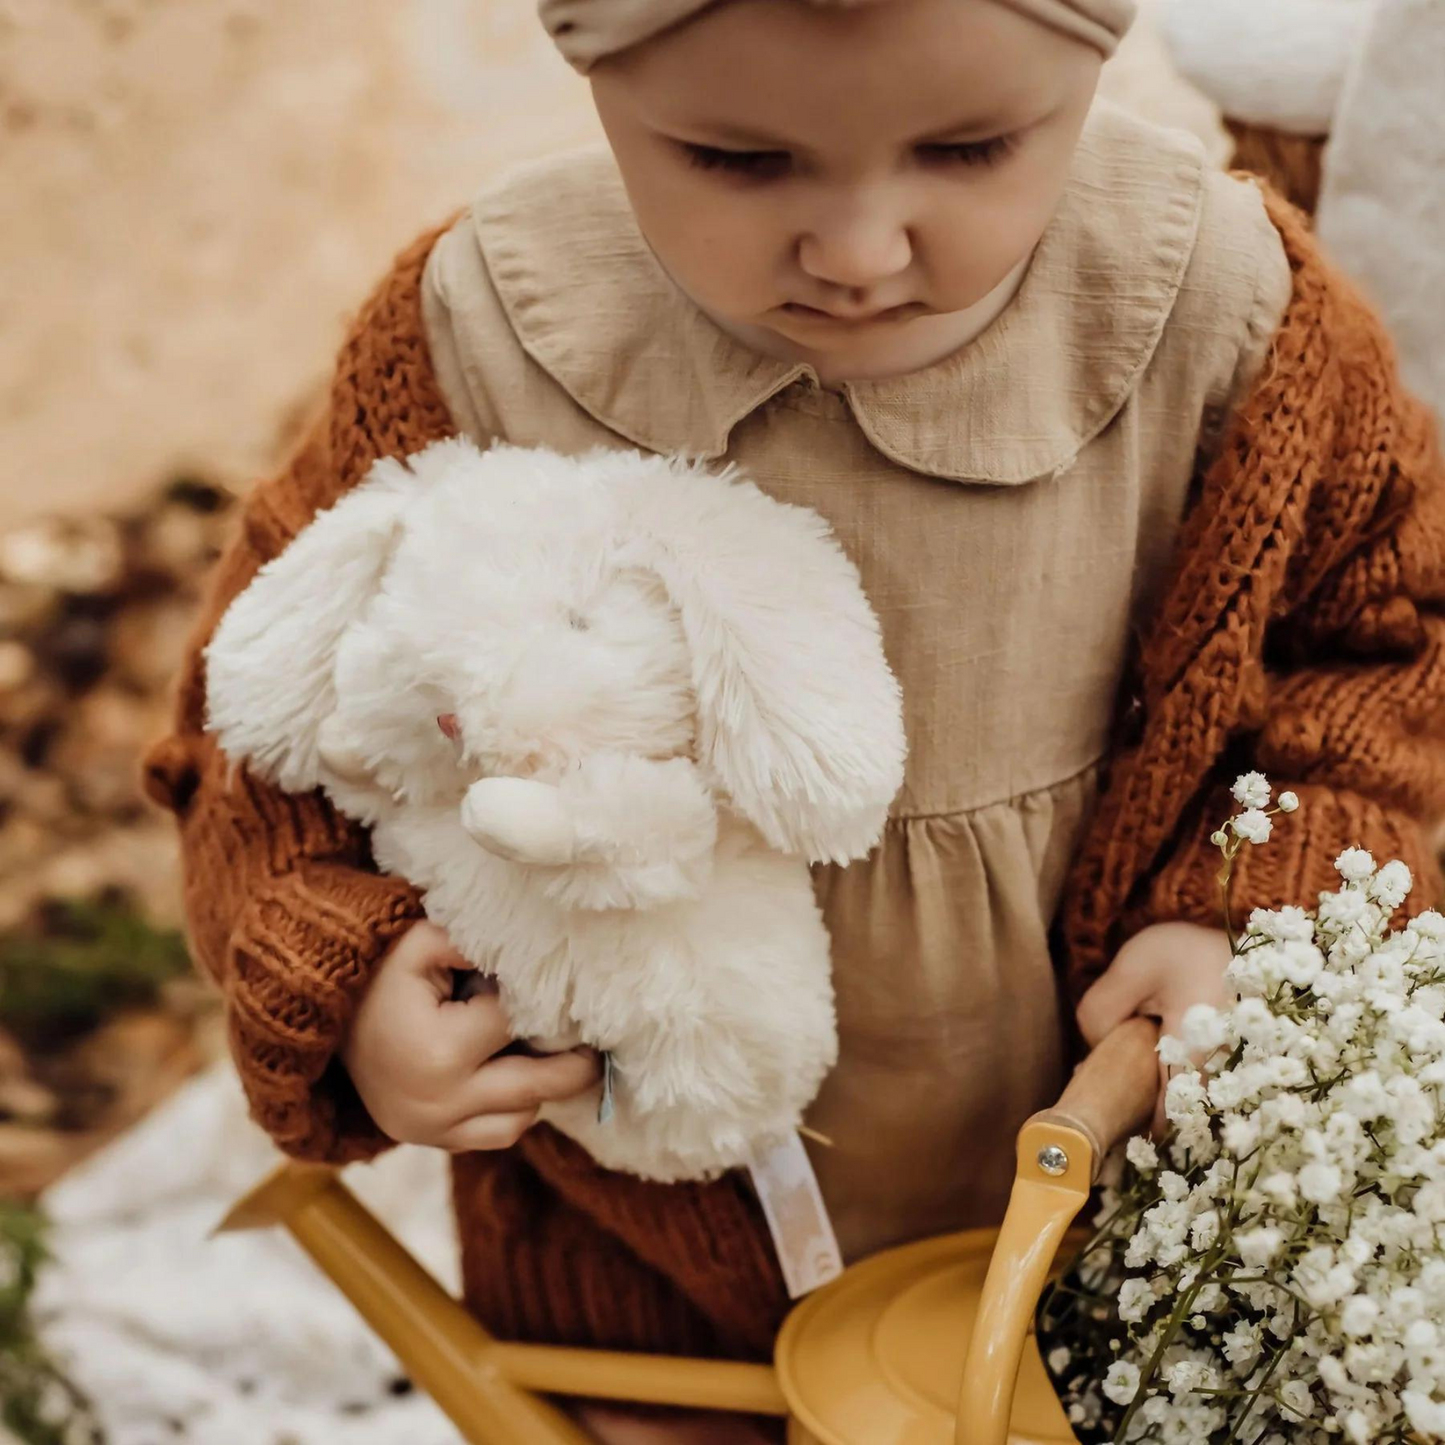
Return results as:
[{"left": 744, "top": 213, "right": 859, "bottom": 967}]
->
[
  {"left": 518, "top": 1125, "right": 788, "bottom": 1357},
  {"left": 1123, "top": 780, "right": 1443, "bottom": 959},
  {"left": 226, "top": 859, "right": 426, "bottom": 1163}
]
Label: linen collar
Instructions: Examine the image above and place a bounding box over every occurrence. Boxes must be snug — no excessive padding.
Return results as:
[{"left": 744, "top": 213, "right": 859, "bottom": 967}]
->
[{"left": 470, "top": 102, "right": 1206, "bottom": 485}]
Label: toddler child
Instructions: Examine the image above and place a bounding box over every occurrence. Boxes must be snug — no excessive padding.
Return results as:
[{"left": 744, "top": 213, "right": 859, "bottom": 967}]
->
[{"left": 143, "top": 1, "right": 1445, "bottom": 1440}]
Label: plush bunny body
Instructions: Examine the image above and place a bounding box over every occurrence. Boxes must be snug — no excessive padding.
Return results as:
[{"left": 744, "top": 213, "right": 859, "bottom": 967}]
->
[{"left": 206, "top": 438, "right": 905, "bottom": 1181}]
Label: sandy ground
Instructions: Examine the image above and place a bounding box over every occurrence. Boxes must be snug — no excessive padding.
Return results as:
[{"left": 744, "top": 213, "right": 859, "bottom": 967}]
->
[{"left": 1, "top": 0, "right": 1223, "bottom": 530}]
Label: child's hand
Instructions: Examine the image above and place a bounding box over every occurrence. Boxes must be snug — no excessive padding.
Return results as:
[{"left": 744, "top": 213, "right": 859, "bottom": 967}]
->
[
  {"left": 341, "top": 921, "right": 602, "bottom": 1152},
  {"left": 1075, "top": 921, "right": 1234, "bottom": 1134}
]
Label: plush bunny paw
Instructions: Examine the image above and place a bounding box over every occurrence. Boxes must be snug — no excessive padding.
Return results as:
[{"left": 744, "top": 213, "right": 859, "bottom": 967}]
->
[
  {"left": 541, "top": 754, "right": 718, "bottom": 910},
  {"left": 461, "top": 776, "right": 577, "bottom": 865}
]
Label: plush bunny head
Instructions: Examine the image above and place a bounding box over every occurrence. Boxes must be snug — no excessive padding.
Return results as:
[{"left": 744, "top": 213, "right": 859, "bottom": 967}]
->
[{"left": 206, "top": 438, "right": 904, "bottom": 863}]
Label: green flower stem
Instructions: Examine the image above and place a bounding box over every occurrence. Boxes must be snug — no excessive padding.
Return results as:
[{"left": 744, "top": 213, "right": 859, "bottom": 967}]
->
[
  {"left": 1113, "top": 1251, "right": 1223, "bottom": 1442},
  {"left": 1219, "top": 1310, "right": 1295, "bottom": 1445}
]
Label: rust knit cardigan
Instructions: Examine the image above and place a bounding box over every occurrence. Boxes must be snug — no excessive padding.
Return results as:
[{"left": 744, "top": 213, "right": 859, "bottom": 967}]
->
[{"left": 142, "top": 191, "right": 1445, "bottom": 1360}]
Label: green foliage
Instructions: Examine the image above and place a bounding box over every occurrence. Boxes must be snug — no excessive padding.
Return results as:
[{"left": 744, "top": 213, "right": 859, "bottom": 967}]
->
[
  {"left": 0, "top": 1202, "right": 101, "bottom": 1445},
  {"left": 0, "top": 896, "right": 190, "bottom": 1048},
  {"left": 0, "top": 894, "right": 192, "bottom": 1441}
]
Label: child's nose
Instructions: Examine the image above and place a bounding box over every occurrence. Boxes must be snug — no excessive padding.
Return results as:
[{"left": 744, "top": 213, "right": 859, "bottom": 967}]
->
[{"left": 797, "top": 204, "right": 913, "bottom": 292}]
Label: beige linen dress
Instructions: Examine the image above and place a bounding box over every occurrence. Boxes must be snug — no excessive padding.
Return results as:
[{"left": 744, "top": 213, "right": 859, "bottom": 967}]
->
[{"left": 419, "top": 102, "right": 1292, "bottom": 1265}]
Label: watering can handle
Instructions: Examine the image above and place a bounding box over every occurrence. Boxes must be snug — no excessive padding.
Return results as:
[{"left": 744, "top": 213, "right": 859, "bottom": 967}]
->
[
  {"left": 956, "top": 1015, "right": 1159, "bottom": 1445},
  {"left": 1035, "top": 1013, "right": 1160, "bottom": 1182}
]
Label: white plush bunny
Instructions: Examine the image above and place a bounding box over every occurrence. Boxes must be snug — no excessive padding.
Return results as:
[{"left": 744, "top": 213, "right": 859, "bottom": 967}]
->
[{"left": 205, "top": 438, "right": 906, "bottom": 1182}]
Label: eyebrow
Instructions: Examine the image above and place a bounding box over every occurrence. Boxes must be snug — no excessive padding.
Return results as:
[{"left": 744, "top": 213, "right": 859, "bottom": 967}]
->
[{"left": 667, "top": 109, "right": 1020, "bottom": 150}]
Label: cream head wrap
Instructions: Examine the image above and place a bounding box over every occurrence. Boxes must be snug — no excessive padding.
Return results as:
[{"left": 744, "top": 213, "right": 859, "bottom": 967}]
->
[{"left": 540, "top": 0, "right": 1137, "bottom": 70}]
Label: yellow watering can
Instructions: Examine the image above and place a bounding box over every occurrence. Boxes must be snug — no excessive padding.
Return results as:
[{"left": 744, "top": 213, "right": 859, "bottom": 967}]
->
[{"left": 219, "top": 1017, "right": 1156, "bottom": 1444}]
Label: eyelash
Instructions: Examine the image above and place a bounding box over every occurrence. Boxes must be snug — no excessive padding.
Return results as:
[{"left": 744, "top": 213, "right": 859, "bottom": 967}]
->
[{"left": 680, "top": 135, "right": 1016, "bottom": 178}]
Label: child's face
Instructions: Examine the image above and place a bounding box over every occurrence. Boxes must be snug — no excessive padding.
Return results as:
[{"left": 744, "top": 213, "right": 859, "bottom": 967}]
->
[{"left": 591, "top": 0, "right": 1102, "bottom": 382}]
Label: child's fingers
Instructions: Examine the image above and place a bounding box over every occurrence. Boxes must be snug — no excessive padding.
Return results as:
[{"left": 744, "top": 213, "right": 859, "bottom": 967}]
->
[
  {"left": 450, "top": 1050, "right": 602, "bottom": 1121},
  {"left": 437, "top": 1108, "right": 539, "bottom": 1153},
  {"left": 434, "top": 990, "right": 517, "bottom": 1072},
  {"left": 1075, "top": 950, "right": 1155, "bottom": 1048}
]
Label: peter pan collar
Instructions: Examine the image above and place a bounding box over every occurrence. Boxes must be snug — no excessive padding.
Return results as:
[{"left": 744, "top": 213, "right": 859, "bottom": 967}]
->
[{"left": 470, "top": 101, "right": 1206, "bottom": 486}]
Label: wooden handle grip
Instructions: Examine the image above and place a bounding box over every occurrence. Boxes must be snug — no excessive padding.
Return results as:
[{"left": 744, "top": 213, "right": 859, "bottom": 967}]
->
[{"left": 1036, "top": 1017, "right": 1159, "bottom": 1179}]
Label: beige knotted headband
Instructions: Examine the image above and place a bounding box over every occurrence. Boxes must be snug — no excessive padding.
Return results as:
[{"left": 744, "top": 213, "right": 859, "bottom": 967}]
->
[{"left": 540, "top": 0, "right": 1137, "bottom": 69}]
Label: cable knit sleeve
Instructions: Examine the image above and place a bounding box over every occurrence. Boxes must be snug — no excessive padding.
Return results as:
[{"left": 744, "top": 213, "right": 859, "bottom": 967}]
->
[
  {"left": 141, "top": 219, "right": 460, "bottom": 1162},
  {"left": 1130, "top": 197, "right": 1445, "bottom": 948},
  {"left": 1062, "top": 190, "right": 1445, "bottom": 997}
]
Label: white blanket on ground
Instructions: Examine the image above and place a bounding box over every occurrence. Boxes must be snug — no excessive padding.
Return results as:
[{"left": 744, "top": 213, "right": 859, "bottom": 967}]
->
[
  {"left": 32, "top": 1063, "right": 463, "bottom": 1445},
  {"left": 1316, "top": 0, "right": 1445, "bottom": 430}
]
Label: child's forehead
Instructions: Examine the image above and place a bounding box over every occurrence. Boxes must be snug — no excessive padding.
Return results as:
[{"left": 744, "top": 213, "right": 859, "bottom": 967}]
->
[{"left": 600, "top": 0, "right": 1096, "bottom": 146}]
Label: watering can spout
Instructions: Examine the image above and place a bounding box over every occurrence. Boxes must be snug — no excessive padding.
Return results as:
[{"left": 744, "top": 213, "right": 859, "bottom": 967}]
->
[
  {"left": 214, "top": 1159, "right": 335, "bottom": 1235},
  {"left": 215, "top": 1159, "right": 787, "bottom": 1441}
]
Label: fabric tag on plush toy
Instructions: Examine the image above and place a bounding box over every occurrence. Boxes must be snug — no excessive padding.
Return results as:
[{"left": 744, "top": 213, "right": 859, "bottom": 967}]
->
[
  {"left": 747, "top": 1132, "right": 843, "bottom": 1299},
  {"left": 597, "top": 1051, "right": 617, "bottom": 1125}
]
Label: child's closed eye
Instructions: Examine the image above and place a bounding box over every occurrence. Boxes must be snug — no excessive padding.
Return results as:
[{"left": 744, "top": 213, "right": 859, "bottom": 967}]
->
[
  {"left": 915, "top": 135, "right": 1018, "bottom": 169},
  {"left": 679, "top": 143, "right": 790, "bottom": 179},
  {"left": 679, "top": 134, "right": 1018, "bottom": 181}
]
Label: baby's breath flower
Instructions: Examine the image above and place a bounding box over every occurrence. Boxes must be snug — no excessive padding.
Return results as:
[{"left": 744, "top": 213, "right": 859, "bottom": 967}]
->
[
  {"left": 1406, "top": 1391, "right": 1445, "bottom": 1433},
  {"left": 1118, "top": 1277, "right": 1154, "bottom": 1324},
  {"left": 1259, "top": 1172, "right": 1299, "bottom": 1208},
  {"left": 1182, "top": 1003, "right": 1227, "bottom": 1054},
  {"left": 1102, "top": 1359, "right": 1141, "bottom": 1406},
  {"left": 1238, "top": 1226, "right": 1285, "bottom": 1268},
  {"left": 1158, "top": 1034, "right": 1192, "bottom": 1068},
  {"left": 1231, "top": 771, "right": 1272, "bottom": 810},
  {"left": 1221, "top": 1114, "right": 1260, "bottom": 1156},
  {"left": 1340, "top": 1296, "right": 1379, "bottom": 1337},
  {"left": 1370, "top": 859, "right": 1413, "bottom": 909},
  {"left": 1125, "top": 1136, "right": 1158, "bottom": 1173},
  {"left": 1190, "top": 1209, "right": 1222, "bottom": 1251},
  {"left": 1278, "top": 1379, "right": 1314, "bottom": 1419},
  {"left": 1335, "top": 846, "right": 1376, "bottom": 883},
  {"left": 1164, "top": 1357, "right": 1210, "bottom": 1397},
  {"left": 1414, "top": 910, "right": 1445, "bottom": 941},
  {"left": 1277, "top": 790, "right": 1299, "bottom": 813},
  {"left": 1230, "top": 808, "right": 1272, "bottom": 844},
  {"left": 1159, "top": 1171, "right": 1190, "bottom": 1203},
  {"left": 1210, "top": 828, "right": 1229, "bottom": 847},
  {"left": 1222, "top": 1321, "right": 1263, "bottom": 1368},
  {"left": 1298, "top": 1161, "right": 1344, "bottom": 1206},
  {"left": 1164, "top": 1071, "right": 1208, "bottom": 1121}
]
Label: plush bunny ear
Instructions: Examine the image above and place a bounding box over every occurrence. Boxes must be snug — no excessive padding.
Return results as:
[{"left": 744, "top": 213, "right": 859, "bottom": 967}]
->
[
  {"left": 621, "top": 457, "right": 906, "bottom": 866},
  {"left": 204, "top": 453, "right": 423, "bottom": 794}
]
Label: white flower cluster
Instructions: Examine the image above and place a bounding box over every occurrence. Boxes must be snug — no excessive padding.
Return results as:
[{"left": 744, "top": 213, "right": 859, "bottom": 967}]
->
[{"left": 1042, "top": 775, "right": 1445, "bottom": 1443}]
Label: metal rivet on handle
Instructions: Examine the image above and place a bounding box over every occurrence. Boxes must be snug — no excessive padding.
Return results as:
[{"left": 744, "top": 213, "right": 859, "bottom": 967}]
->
[{"left": 1037, "top": 1144, "right": 1069, "bottom": 1177}]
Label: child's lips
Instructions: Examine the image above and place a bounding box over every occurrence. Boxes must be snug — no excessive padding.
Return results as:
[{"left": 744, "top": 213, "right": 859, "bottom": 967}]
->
[{"left": 778, "top": 300, "right": 927, "bottom": 329}]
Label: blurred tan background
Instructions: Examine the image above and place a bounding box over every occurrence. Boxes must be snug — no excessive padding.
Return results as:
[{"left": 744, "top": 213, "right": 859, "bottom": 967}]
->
[{"left": 0, "top": 0, "right": 1224, "bottom": 529}]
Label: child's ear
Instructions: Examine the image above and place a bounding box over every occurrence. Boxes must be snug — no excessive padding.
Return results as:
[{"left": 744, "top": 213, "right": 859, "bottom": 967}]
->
[
  {"left": 204, "top": 453, "right": 420, "bottom": 794},
  {"left": 620, "top": 456, "right": 907, "bottom": 865}
]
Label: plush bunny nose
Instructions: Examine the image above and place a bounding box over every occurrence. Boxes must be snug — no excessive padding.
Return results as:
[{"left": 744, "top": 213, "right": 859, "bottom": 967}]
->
[{"left": 437, "top": 713, "right": 461, "bottom": 741}]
